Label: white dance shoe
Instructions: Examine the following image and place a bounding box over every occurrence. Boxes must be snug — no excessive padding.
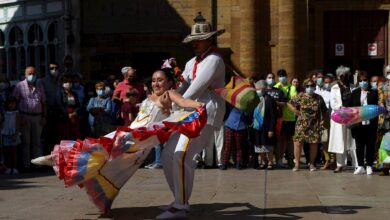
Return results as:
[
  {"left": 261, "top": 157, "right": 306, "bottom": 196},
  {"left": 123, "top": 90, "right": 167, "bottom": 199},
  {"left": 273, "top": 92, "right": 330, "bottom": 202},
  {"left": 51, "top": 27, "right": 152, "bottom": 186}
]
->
[
  {"left": 156, "top": 210, "right": 186, "bottom": 219},
  {"left": 31, "top": 156, "right": 54, "bottom": 166},
  {"left": 159, "top": 203, "right": 190, "bottom": 211}
]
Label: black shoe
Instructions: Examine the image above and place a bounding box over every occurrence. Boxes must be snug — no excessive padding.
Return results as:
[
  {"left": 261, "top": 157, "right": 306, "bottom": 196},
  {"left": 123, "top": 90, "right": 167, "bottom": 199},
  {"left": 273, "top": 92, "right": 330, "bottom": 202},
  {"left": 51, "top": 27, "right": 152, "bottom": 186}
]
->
[{"left": 219, "top": 164, "right": 227, "bottom": 170}]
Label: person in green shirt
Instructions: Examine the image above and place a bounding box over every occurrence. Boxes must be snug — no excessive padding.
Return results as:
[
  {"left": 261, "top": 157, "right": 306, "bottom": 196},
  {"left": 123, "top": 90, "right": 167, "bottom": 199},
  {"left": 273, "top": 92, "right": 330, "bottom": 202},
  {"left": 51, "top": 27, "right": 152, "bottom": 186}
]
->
[{"left": 274, "top": 69, "right": 297, "bottom": 168}]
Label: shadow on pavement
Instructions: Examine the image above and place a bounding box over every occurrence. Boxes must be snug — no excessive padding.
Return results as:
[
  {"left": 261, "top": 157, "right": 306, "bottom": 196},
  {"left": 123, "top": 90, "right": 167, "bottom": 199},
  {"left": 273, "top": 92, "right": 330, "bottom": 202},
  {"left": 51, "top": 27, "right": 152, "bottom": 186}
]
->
[
  {"left": 95, "top": 203, "right": 371, "bottom": 220},
  {"left": 0, "top": 169, "right": 55, "bottom": 190}
]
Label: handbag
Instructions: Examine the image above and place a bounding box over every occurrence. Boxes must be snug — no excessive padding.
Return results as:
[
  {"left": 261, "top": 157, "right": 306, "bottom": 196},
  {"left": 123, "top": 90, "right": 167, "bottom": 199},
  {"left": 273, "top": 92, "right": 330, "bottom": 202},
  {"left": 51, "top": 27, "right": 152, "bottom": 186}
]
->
[
  {"left": 320, "top": 127, "right": 328, "bottom": 143},
  {"left": 381, "top": 116, "right": 390, "bottom": 131},
  {"left": 215, "top": 76, "right": 260, "bottom": 112}
]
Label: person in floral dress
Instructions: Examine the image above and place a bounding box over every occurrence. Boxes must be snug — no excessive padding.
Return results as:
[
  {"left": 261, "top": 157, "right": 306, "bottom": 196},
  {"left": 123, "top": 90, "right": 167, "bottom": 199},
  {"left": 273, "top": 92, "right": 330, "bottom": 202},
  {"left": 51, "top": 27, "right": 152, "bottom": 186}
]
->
[{"left": 287, "top": 79, "right": 328, "bottom": 171}]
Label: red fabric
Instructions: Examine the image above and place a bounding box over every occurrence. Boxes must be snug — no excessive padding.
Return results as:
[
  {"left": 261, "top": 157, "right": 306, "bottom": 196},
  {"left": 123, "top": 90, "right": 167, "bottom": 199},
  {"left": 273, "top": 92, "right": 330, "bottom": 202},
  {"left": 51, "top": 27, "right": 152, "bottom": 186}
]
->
[
  {"left": 275, "top": 117, "right": 283, "bottom": 137},
  {"left": 222, "top": 127, "right": 247, "bottom": 165},
  {"left": 191, "top": 47, "right": 220, "bottom": 80},
  {"left": 113, "top": 80, "right": 145, "bottom": 102}
]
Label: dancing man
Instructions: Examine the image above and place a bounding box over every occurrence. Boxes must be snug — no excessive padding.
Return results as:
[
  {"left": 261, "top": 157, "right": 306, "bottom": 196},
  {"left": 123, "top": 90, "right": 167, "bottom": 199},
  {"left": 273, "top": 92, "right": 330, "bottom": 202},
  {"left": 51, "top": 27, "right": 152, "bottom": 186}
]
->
[{"left": 157, "top": 12, "right": 226, "bottom": 219}]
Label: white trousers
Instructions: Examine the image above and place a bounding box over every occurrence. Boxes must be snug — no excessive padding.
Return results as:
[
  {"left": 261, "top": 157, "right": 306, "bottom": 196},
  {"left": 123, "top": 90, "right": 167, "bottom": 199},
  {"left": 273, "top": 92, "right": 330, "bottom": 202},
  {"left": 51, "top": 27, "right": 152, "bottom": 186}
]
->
[
  {"left": 162, "top": 125, "right": 214, "bottom": 210},
  {"left": 214, "top": 125, "right": 224, "bottom": 165},
  {"left": 336, "top": 149, "right": 358, "bottom": 168}
]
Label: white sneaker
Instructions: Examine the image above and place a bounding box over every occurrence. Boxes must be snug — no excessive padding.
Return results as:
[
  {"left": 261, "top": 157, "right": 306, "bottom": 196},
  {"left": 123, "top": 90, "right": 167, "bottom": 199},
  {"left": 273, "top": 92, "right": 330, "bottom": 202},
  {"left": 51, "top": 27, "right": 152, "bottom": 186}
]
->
[
  {"left": 366, "top": 166, "right": 373, "bottom": 175},
  {"left": 354, "top": 166, "right": 366, "bottom": 175},
  {"left": 31, "top": 156, "right": 54, "bottom": 166},
  {"left": 156, "top": 210, "right": 186, "bottom": 219}
]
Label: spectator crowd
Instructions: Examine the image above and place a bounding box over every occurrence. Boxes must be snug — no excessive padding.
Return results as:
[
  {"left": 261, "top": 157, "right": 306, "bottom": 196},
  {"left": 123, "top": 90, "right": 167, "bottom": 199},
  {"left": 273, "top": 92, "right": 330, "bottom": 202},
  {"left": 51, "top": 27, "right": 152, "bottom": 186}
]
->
[{"left": 1, "top": 58, "right": 389, "bottom": 177}]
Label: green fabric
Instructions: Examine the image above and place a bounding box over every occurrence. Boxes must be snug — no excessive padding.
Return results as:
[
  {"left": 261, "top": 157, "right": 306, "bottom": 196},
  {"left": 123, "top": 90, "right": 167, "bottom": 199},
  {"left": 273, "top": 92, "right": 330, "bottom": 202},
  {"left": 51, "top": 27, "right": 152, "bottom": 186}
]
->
[
  {"left": 274, "top": 82, "right": 297, "bottom": 121},
  {"left": 240, "top": 91, "right": 260, "bottom": 112}
]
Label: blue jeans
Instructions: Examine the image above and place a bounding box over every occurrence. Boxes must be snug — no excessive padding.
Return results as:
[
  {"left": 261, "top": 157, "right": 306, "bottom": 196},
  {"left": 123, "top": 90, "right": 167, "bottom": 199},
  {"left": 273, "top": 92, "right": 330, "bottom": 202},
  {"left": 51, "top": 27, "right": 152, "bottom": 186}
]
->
[{"left": 154, "top": 144, "right": 163, "bottom": 166}]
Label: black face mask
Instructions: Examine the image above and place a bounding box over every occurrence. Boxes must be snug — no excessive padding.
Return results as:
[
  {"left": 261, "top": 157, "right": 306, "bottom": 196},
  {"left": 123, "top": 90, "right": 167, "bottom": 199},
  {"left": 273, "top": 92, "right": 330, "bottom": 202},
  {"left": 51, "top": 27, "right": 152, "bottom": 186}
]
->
[
  {"left": 339, "top": 75, "right": 349, "bottom": 84},
  {"left": 128, "top": 77, "right": 136, "bottom": 83}
]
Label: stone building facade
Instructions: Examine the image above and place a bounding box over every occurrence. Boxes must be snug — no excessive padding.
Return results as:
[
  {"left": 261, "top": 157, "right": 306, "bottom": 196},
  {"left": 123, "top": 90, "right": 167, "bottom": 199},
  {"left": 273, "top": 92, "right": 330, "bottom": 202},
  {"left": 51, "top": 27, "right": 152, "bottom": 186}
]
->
[
  {"left": 0, "top": 0, "right": 80, "bottom": 80},
  {"left": 2, "top": 0, "right": 390, "bottom": 81}
]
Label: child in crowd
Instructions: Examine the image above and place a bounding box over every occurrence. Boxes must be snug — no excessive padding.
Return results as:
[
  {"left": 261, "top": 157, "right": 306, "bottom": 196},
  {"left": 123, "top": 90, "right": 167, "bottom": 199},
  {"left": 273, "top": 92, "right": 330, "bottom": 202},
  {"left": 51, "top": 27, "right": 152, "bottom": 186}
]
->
[
  {"left": 121, "top": 88, "right": 139, "bottom": 126},
  {"left": 1, "top": 97, "right": 21, "bottom": 174}
]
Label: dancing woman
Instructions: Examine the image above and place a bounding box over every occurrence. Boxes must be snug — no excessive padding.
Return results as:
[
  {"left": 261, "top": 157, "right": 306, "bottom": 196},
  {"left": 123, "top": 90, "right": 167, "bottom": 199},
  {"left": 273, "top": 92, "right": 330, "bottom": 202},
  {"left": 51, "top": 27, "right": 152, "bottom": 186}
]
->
[{"left": 31, "top": 68, "right": 206, "bottom": 213}]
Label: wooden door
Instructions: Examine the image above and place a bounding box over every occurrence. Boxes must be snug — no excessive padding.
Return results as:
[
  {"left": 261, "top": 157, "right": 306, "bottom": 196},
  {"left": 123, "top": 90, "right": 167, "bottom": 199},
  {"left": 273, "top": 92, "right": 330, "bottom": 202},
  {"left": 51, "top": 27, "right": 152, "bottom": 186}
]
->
[{"left": 324, "top": 10, "right": 388, "bottom": 76}]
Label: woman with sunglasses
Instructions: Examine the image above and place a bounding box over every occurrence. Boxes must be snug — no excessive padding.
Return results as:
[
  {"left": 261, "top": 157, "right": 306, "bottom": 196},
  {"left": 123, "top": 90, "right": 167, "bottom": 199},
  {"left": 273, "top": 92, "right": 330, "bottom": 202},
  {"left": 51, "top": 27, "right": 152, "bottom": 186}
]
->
[{"left": 287, "top": 79, "right": 328, "bottom": 171}]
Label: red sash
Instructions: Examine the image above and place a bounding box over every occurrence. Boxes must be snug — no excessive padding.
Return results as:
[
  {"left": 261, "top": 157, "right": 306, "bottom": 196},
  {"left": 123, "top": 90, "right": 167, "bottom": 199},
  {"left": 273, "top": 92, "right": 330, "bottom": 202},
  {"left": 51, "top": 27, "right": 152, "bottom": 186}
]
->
[{"left": 191, "top": 47, "right": 220, "bottom": 80}]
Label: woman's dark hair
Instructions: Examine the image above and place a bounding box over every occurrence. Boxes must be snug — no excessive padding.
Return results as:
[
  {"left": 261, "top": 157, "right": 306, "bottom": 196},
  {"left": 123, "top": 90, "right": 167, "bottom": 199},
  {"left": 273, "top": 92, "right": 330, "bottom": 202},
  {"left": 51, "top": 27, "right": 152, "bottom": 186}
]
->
[
  {"left": 277, "top": 69, "right": 287, "bottom": 77},
  {"left": 60, "top": 75, "right": 72, "bottom": 83},
  {"left": 159, "top": 68, "right": 175, "bottom": 82}
]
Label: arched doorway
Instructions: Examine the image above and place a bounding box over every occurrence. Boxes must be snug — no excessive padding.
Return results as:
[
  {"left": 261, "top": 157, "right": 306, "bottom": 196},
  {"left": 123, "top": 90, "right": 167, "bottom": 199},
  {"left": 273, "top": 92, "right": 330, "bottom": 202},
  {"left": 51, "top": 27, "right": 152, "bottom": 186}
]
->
[
  {"left": 27, "top": 24, "right": 45, "bottom": 76},
  {"left": 47, "top": 21, "right": 59, "bottom": 66},
  {"left": 8, "top": 25, "right": 24, "bottom": 79},
  {"left": 0, "top": 30, "right": 5, "bottom": 74}
]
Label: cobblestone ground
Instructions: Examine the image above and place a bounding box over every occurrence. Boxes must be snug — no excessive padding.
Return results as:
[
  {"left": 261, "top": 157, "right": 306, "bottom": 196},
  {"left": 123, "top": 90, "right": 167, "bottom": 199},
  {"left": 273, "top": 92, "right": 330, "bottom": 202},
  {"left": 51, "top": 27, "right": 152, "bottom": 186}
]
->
[{"left": 0, "top": 167, "right": 389, "bottom": 220}]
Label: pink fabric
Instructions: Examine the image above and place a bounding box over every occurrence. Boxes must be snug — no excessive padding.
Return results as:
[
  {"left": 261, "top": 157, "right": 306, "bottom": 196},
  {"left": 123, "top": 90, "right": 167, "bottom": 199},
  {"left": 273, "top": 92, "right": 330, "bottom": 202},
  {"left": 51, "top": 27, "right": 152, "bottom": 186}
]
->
[{"left": 112, "top": 80, "right": 145, "bottom": 102}]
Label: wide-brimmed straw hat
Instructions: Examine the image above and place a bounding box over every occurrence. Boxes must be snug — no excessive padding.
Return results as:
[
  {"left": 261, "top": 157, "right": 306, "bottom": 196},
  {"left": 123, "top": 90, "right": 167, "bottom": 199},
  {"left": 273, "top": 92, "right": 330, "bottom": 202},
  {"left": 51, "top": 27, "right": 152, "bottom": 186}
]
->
[{"left": 183, "top": 12, "right": 225, "bottom": 43}]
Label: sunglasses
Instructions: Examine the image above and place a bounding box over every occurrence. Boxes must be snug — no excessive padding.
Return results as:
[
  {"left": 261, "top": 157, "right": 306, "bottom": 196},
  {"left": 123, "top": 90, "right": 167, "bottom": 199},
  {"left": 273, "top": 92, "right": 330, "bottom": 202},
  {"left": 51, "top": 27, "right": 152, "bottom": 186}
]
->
[
  {"left": 305, "top": 85, "right": 315, "bottom": 88},
  {"left": 358, "top": 80, "right": 368, "bottom": 82},
  {"left": 49, "top": 67, "right": 58, "bottom": 70}
]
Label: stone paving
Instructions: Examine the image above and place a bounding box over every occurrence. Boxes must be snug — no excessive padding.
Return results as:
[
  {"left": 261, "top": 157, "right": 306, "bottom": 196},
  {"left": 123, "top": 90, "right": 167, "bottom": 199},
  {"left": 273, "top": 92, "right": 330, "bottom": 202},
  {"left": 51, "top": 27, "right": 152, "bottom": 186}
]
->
[{"left": 0, "top": 167, "right": 389, "bottom": 220}]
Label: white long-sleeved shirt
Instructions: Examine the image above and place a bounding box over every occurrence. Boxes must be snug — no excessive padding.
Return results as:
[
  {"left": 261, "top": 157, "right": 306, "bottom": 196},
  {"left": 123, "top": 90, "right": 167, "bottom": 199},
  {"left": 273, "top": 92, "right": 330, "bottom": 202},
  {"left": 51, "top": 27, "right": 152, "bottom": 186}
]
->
[{"left": 178, "top": 51, "right": 226, "bottom": 127}]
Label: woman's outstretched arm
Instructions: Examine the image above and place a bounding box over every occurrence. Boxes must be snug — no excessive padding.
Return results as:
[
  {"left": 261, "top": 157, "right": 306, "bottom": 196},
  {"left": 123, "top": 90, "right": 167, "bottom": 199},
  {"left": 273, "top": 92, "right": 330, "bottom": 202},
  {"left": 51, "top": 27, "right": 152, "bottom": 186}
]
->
[{"left": 165, "top": 90, "right": 204, "bottom": 109}]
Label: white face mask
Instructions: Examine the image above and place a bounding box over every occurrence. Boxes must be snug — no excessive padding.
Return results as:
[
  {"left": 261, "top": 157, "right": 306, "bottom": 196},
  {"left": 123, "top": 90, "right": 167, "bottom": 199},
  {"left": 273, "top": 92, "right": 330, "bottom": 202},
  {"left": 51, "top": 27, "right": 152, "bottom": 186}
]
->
[
  {"left": 50, "top": 69, "right": 58, "bottom": 77},
  {"left": 386, "top": 73, "right": 390, "bottom": 80},
  {"left": 63, "top": 83, "right": 72, "bottom": 89}
]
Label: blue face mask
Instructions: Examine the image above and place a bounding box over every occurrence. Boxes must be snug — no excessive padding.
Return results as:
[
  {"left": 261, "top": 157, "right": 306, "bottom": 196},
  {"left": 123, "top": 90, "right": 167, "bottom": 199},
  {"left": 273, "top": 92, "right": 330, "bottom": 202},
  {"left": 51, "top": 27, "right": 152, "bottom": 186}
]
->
[
  {"left": 279, "top": 76, "right": 287, "bottom": 84},
  {"left": 256, "top": 90, "right": 264, "bottom": 97},
  {"left": 27, "top": 75, "right": 36, "bottom": 83},
  {"left": 305, "top": 86, "right": 315, "bottom": 94},
  {"left": 359, "top": 81, "right": 369, "bottom": 89},
  {"left": 316, "top": 78, "right": 323, "bottom": 85},
  {"left": 266, "top": 79, "right": 275, "bottom": 86},
  {"left": 96, "top": 89, "right": 104, "bottom": 96},
  {"left": 371, "top": 82, "right": 378, "bottom": 90},
  {"left": 324, "top": 83, "right": 331, "bottom": 91}
]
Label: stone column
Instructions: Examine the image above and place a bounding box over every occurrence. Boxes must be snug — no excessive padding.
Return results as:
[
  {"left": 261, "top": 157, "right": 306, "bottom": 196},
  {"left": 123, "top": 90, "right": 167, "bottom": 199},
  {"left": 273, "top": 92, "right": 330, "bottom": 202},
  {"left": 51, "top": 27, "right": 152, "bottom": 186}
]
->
[
  {"left": 240, "top": 0, "right": 257, "bottom": 78},
  {"left": 278, "top": 0, "right": 308, "bottom": 78}
]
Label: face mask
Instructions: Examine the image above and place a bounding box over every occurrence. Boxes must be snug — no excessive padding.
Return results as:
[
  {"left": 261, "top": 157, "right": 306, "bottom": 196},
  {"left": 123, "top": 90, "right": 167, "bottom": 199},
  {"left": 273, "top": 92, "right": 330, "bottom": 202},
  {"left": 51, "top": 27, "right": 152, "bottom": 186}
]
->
[
  {"left": 50, "top": 70, "right": 58, "bottom": 77},
  {"left": 256, "top": 90, "right": 264, "bottom": 97},
  {"left": 324, "top": 83, "right": 331, "bottom": 91},
  {"left": 63, "top": 83, "right": 72, "bottom": 89},
  {"left": 386, "top": 73, "right": 390, "bottom": 80},
  {"left": 266, "top": 79, "right": 275, "bottom": 86},
  {"left": 305, "top": 86, "right": 315, "bottom": 94},
  {"left": 359, "top": 81, "right": 369, "bottom": 89},
  {"left": 96, "top": 89, "right": 104, "bottom": 96},
  {"left": 105, "top": 86, "right": 112, "bottom": 95},
  {"left": 0, "top": 82, "right": 8, "bottom": 90},
  {"left": 279, "top": 76, "right": 287, "bottom": 84},
  {"left": 316, "top": 78, "right": 323, "bottom": 85},
  {"left": 339, "top": 74, "right": 349, "bottom": 84},
  {"left": 128, "top": 77, "right": 136, "bottom": 83},
  {"left": 27, "top": 75, "right": 36, "bottom": 83},
  {"left": 371, "top": 82, "right": 378, "bottom": 90}
]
